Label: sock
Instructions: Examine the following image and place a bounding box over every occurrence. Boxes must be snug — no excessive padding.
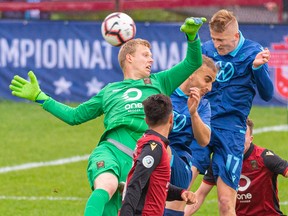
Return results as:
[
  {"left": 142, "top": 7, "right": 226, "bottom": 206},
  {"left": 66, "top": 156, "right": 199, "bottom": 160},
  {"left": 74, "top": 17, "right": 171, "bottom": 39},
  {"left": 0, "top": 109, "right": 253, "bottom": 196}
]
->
[
  {"left": 84, "top": 189, "right": 110, "bottom": 216},
  {"left": 163, "top": 208, "right": 184, "bottom": 216}
]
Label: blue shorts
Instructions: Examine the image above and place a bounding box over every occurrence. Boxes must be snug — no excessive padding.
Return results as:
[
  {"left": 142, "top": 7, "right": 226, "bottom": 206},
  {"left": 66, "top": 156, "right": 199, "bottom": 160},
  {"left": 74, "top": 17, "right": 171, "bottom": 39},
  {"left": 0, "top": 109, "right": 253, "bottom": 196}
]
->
[
  {"left": 170, "top": 147, "right": 192, "bottom": 189},
  {"left": 210, "top": 128, "right": 245, "bottom": 190},
  {"left": 191, "top": 140, "right": 212, "bottom": 174}
]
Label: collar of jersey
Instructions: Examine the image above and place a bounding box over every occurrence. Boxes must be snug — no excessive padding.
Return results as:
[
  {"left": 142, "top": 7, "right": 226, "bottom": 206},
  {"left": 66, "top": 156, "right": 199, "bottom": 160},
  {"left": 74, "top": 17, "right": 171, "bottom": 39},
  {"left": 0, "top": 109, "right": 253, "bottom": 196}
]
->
[
  {"left": 175, "top": 87, "right": 189, "bottom": 99},
  {"left": 229, "top": 31, "right": 245, "bottom": 57}
]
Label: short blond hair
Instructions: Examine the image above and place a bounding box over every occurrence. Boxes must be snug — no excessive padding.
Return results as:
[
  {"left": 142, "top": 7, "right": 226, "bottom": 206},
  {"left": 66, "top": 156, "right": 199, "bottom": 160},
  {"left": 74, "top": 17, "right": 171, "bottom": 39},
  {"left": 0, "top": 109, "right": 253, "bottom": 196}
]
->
[
  {"left": 209, "top": 9, "right": 238, "bottom": 33},
  {"left": 118, "top": 38, "right": 151, "bottom": 69}
]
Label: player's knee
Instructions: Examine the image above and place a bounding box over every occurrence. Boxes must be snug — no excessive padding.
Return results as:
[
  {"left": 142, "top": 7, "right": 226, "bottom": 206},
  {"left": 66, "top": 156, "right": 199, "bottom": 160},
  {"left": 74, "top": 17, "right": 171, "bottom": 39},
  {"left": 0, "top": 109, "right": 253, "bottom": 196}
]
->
[{"left": 218, "top": 196, "right": 235, "bottom": 214}]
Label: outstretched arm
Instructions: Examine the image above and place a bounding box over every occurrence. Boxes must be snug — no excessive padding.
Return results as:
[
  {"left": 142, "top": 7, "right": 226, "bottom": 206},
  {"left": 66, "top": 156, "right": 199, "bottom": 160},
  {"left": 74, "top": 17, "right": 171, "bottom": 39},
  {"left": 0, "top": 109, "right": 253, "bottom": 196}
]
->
[{"left": 9, "top": 71, "right": 49, "bottom": 104}]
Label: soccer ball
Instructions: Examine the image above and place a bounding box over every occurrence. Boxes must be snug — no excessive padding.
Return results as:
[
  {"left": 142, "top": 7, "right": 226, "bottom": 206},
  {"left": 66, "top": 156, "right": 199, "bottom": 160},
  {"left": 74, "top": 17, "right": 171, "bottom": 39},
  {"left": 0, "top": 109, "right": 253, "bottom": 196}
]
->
[{"left": 101, "top": 12, "right": 136, "bottom": 47}]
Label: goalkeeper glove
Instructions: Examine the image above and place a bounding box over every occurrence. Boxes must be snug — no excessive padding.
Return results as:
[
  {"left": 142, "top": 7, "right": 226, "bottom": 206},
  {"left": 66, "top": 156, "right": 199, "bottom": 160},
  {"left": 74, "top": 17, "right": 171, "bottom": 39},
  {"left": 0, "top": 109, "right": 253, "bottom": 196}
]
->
[
  {"left": 9, "top": 71, "right": 49, "bottom": 105},
  {"left": 180, "top": 17, "right": 207, "bottom": 41}
]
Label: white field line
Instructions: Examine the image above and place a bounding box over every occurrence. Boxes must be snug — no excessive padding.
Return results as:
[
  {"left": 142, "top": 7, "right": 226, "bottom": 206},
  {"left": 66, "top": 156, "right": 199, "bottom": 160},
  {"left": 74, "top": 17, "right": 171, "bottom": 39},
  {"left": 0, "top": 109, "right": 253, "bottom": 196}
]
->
[
  {"left": 0, "top": 125, "right": 287, "bottom": 203},
  {"left": 0, "top": 195, "right": 86, "bottom": 201},
  {"left": 0, "top": 196, "right": 287, "bottom": 205},
  {"left": 253, "top": 125, "right": 288, "bottom": 134},
  {"left": 0, "top": 155, "right": 89, "bottom": 174},
  {"left": 0, "top": 125, "right": 287, "bottom": 174}
]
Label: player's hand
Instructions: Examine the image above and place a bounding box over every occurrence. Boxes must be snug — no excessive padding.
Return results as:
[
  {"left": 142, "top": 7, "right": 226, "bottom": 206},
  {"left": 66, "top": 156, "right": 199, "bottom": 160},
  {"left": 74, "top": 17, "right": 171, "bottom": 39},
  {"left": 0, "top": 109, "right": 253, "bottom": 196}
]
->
[
  {"left": 9, "top": 71, "right": 42, "bottom": 101},
  {"left": 180, "top": 17, "right": 207, "bottom": 41},
  {"left": 188, "top": 87, "right": 201, "bottom": 115},
  {"left": 253, "top": 47, "right": 271, "bottom": 68},
  {"left": 181, "top": 190, "right": 197, "bottom": 205}
]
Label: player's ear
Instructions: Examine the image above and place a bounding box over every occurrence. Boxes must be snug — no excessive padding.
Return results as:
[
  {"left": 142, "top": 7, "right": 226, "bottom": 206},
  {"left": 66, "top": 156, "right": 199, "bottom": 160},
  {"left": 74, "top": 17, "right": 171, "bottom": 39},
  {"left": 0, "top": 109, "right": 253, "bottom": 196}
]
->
[
  {"left": 169, "top": 113, "right": 173, "bottom": 124},
  {"left": 126, "top": 53, "right": 133, "bottom": 63}
]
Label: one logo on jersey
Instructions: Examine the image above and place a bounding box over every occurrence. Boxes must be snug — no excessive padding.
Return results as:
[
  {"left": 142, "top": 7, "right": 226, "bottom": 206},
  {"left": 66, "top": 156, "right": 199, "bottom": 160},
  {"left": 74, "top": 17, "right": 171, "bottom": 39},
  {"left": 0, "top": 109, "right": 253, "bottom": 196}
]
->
[
  {"left": 142, "top": 155, "right": 154, "bottom": 168},
  {"left": 122, "top": 88, "right": 143, "bottom": 112},
  {"left": 250, "top": 160, "right": 258, "bottom": 170},
  {"left": 172, "top": 110, "right": 187, "bottom": 132},
  {"left": 215, "top": 61, "right": 234, "bottom": 82},
  {"left": 96, "top": 161, "right": 105, "bottom": 169},
  {"left": 237, "top": 174, "right": 252, "bottom": 202},
  {"left": 265, "top": 150, "right": 274, "bottom": 156},
  {"left": 122, "top": 88, "right": 142, "bottom": 101},
  {"left": 238, "top": 174, "right": 251, "bottom": 192},
  {"left": 150, "top": 142, "right": 157, "bottom": 151}
]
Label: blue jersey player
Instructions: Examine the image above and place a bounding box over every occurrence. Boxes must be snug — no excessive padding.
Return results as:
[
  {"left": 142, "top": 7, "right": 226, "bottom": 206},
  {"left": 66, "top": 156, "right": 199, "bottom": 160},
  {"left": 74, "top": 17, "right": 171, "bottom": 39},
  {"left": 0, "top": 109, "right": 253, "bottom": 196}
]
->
[
  {"left": 198, "top": 9, "right": 274, "bottom": 216},
  {"left": 164, "top": 55, "right": 217, "bottom": 216}
]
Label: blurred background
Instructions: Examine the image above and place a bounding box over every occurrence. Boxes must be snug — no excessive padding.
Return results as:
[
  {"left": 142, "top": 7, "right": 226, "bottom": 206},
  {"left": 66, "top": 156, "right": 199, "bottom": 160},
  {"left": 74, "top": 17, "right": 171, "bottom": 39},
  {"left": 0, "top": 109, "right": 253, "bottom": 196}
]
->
[
  {"left": 0, "top": 0, "right": 286, "bottom": 22},
  {"left": 0, "top": 1, "right": 287, "bottom": 216}
]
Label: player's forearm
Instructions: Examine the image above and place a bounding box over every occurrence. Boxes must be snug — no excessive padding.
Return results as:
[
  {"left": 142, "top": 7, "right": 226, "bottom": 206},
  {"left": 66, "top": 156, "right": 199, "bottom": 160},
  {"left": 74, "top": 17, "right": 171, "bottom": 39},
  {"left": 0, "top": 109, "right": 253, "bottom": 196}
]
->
[
  {"left": 191, "top": 112, "right": 211, "bottom": 147},
  {"left": 253, "top": 65, "right": 274, "bottom": 101},
  {"left": 157, "top": 39, "right": 202, "bottom": 95}
]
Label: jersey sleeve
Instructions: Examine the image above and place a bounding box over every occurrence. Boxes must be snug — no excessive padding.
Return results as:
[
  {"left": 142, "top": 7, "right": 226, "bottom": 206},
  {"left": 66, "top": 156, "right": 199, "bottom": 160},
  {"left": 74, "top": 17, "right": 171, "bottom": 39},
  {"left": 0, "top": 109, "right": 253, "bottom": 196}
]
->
[
  {"left": 252, "top": 63, "right": 274, "bottom": 101},
  {"left": 155, "top": 39, "right": 202, "bottom": 96},
  {"left": 42, "top": 88, "right": 105, "bottom": 125},
  {"left": 262, "top": 149, "right": 288, "bottom": 176},
  {"left": 120, "top": 141, "right": 163, "bottom": 215},
  {"left": 167, "top": 183, "right": 185, "bottom": 201}
]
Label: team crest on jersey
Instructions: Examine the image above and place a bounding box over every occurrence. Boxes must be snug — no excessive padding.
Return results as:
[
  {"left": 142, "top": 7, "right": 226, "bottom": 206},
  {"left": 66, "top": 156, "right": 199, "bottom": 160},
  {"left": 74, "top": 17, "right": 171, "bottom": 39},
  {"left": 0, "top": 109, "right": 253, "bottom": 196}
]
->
[
  {"left": 143, "top": 78, "right": 152, "bottom": 84},
  {"left": 150, "top": 142, "right": 157, "bottom": 151},
  {"left": 265, "top": 150, "right": 274, "bottom": 156},
  {"left": 96, "top": 161, "right": 105, "bottom": 169},
  {"left": 142, "top": 155, "right": 154, "bottom": 168},
  {"left": 250, "top": 160, "right": 258, "bottom": 170}
]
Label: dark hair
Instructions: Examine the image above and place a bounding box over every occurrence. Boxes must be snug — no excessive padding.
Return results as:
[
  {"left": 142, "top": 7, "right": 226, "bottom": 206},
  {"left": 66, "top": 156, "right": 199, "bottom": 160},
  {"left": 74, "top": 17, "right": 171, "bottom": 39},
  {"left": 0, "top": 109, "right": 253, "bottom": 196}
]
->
[
  {"left": 246, "top": 117, "right": 254, "bottom": 135},
  {"left": 142, "top": 94, "right": 172, "bottom": 127}
]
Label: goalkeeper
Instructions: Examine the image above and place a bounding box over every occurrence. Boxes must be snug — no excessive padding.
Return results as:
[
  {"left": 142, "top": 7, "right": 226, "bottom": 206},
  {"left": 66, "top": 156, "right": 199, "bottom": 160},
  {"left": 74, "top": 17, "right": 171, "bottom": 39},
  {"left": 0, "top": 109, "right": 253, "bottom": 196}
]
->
[{"left": 9, "top": 17, "right": 206, "bottom": 216}]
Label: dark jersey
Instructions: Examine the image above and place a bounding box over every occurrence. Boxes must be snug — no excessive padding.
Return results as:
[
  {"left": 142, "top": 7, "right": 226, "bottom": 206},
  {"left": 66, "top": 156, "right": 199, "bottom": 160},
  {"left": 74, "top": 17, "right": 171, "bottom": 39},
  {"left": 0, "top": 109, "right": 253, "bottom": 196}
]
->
[
  {"left": 120, "top": 130, "right": 183, "bottom": 216},
  {"left": 236, "top": 144, "right": 288, "bottom": 216},
  {"left": 203, "top": 143, "right": 288, "bottom": 216}
]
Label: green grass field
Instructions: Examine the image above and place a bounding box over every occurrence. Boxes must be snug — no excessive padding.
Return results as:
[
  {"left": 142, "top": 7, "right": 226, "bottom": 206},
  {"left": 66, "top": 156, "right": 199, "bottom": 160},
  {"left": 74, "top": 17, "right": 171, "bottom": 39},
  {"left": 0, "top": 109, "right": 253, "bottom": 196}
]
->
[{"left": 0, "top": 101, "right": 287, "bottom": 216}]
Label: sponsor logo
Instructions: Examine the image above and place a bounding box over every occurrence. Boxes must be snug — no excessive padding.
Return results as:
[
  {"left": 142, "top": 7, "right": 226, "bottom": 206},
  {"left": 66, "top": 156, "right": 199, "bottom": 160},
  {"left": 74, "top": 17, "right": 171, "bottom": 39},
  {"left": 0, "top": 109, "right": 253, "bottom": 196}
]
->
[
  {"left": 122, "top": 88, "right": 143, "bottom": 112},
  {"left": 172, "top": 111, "right": 187, "bottom": 132},
  {"left": 122, "top": 88, "right": 142, "bottom": 101},
  {"left": 238, "top": 174, "right": 251, "bottom": 191},
  {"left": 237, "top": 193, "right": 252, "bottom": 203},
  {"left": 142, "top": 155, "right": 154, "bottom": 168},
  {"left": 237, "top": 174, "right": 252, "bottom": 203},
  {"left": 215, "top": 61, "right": 234, "bottom": 82}
]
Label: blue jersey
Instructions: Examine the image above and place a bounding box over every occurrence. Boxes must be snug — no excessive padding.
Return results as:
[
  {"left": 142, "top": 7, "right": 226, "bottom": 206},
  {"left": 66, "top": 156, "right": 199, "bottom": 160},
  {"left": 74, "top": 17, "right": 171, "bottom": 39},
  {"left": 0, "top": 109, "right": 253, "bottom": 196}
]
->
[
  {"left": 169, "top": 88, "right": 211, "bottom": 163},
  {"left": 202, "top": 32, "right": 273, "bottom": 131}
]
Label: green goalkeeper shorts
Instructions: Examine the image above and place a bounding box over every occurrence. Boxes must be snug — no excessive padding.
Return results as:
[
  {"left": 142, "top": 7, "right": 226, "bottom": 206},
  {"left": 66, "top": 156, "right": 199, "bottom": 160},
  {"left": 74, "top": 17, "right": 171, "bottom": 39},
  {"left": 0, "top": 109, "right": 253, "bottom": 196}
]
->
[{"left": 86, "top": 141, "right": 133, "bottom": 213}]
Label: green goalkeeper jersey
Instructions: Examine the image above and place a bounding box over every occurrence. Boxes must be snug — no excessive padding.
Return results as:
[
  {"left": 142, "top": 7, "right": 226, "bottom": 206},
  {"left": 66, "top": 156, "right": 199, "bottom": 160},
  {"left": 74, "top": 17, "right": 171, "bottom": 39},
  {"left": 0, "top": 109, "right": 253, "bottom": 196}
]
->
[{"left": 42, "top": 39, "right": 202, "bottom": 150}]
